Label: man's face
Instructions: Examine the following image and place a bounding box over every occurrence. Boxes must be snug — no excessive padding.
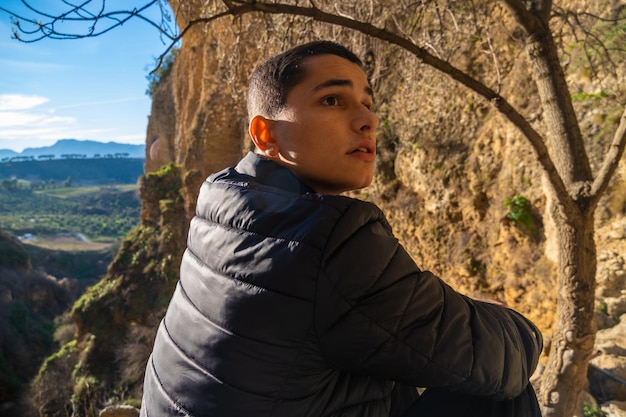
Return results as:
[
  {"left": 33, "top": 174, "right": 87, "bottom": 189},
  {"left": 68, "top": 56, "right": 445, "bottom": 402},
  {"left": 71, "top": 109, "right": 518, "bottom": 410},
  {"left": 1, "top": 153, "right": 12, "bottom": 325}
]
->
[{"left": 269, "top": 54, "right": 379, "bottom": 194}]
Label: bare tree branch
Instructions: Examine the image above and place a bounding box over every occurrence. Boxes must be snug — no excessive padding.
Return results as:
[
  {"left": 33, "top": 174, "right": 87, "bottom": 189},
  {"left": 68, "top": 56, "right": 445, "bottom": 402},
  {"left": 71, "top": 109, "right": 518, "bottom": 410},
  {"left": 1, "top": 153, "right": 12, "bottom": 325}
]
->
[
  {"left": 503, "top": 0, "right": 595, "bottom": 195},
  {"left": 591, "top": 107, "right": 626, "bottom": 201},
  {"left": 0, "top": 0, "right": 176, "bottom": 42},
  {"left": 552, "top": 6, "right": 626, "bottom": 79},
  {"left": 222, "top": 0, "right": 236, "bottom": 12},
  {"left": 480, "top": 35, "right": 502, "bottom": 94},
  {"left": 150, "top": 7, "right": 233, "bottom": 70},
  {"left": 501, "top": 0, "right": 543, "bottom": 34}
]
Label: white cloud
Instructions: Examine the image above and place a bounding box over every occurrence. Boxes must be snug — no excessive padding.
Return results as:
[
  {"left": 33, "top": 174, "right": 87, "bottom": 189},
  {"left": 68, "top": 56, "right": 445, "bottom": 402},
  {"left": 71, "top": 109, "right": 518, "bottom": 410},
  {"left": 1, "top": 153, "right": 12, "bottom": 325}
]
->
[
  {"left": 0, "top": 59, "right": 70, "bottom": 72},
  {"left": 0, "top": 94, "right": 83, "bottom": 151},
  {"left": 0, "top": 111, "right": 74, "bottom": 128},
  {"left": 0, "top": 94, "right": 49, "bottom": 111},
  {"left": 54, "top": 97, "right": 145, "bottom": 110},
  {"left": 0, "top": 125, "right": 115, "bottom": 152},
  {"left": 0, "top": 94, "right": 148, "bottom": 152}
]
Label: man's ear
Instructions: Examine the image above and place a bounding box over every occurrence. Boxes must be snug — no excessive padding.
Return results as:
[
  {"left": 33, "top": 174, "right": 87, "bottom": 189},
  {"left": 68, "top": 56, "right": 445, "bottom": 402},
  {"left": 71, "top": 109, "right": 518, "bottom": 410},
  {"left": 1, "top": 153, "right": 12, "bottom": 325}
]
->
[{"left": 249, "top": 116, "right": 279, "bottom": 157}]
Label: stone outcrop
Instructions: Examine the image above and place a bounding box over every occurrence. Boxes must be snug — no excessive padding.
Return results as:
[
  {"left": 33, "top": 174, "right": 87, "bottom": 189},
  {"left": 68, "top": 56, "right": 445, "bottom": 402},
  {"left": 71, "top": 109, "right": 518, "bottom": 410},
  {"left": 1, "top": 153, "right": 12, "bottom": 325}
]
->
[
  {"left": 603, "top": 401, "right": 626, "bottom": 417},
  {"left": 589, "top": 315, "right": 626, "bottom": 403}
]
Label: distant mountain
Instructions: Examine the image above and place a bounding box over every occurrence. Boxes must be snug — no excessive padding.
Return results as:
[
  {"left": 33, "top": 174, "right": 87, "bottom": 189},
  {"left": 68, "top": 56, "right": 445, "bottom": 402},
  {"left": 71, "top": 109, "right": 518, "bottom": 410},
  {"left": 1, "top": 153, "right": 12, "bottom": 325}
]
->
[{"left": 0, "top": 139, "right": 145, "bottom": 160}]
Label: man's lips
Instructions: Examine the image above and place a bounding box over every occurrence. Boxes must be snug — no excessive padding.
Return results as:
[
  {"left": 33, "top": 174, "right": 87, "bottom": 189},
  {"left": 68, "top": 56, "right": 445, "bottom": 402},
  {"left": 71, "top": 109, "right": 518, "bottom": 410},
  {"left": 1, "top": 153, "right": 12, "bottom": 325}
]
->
[
  {"left": 349, "top": 140, "right": 375, "bottom": 154},
  {"left": 348, "top": 143, "right": 376, "bottom": 160}
]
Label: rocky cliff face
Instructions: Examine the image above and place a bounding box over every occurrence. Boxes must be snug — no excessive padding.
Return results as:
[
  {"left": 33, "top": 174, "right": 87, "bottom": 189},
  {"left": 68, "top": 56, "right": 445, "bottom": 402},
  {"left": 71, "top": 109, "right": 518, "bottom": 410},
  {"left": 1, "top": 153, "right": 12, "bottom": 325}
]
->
[
  {"left": 145, "top": 3, "right": 256, "bottom": 219},
  {"left": 30, "top": 1, "right": 626, "bottom": 415}
]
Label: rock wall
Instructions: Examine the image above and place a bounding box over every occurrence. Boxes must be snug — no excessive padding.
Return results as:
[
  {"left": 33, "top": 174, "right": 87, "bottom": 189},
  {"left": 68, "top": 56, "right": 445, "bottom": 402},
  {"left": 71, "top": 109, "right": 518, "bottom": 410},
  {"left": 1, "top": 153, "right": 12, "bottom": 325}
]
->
[{"left": 145, "top": 2, "right": 258, "bottom": 219}]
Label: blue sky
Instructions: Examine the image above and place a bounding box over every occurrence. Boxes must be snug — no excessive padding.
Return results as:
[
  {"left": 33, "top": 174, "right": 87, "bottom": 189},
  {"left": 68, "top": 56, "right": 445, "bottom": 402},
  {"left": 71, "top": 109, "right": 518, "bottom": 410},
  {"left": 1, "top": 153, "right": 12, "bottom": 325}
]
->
[{"left": 0, "top": 1, "right": 174, "bottom": 152}]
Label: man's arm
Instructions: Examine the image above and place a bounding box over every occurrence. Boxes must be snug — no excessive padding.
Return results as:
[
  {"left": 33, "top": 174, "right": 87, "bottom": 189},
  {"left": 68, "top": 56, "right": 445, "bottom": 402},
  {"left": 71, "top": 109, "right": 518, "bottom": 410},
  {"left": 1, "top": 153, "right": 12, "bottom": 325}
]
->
[{"left": 315, "top": 203, "right": 542, "bottom": 400}]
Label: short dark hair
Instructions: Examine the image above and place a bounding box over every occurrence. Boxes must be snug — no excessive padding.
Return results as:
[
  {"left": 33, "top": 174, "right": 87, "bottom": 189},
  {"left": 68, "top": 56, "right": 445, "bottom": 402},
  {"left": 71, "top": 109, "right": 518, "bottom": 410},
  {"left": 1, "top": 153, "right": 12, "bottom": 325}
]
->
[{"left": 247, "top": 41, "right": 363, "bottom": 120}]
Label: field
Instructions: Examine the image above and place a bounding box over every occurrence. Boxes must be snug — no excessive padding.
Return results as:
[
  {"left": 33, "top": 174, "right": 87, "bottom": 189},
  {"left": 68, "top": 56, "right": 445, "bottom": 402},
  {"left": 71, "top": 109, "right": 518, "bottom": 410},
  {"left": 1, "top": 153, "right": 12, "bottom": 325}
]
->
[{"left": 0, "top": 184, "right": 141, "bottom": 247}]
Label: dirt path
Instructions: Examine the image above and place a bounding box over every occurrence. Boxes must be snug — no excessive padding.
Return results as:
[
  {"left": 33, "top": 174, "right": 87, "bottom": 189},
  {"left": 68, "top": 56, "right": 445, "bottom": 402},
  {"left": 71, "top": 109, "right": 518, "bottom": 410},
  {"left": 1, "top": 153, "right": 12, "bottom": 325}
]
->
[{"left": 23, "top": 235, "right": 114, "bottom": 251}]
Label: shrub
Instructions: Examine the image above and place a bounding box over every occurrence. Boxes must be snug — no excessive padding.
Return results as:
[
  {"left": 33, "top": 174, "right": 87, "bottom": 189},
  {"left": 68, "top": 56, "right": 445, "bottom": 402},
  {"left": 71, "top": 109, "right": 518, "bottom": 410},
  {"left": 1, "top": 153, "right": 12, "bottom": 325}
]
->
[{"left": 504, "top": 195, "right": 534, "bottom": 229}]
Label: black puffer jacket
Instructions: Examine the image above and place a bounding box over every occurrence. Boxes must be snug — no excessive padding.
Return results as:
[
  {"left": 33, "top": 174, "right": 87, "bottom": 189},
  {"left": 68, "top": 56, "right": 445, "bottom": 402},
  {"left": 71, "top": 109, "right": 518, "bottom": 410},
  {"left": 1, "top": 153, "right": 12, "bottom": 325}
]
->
[{"left": 140, "top": 152, "right": 542, "bottom": 417}]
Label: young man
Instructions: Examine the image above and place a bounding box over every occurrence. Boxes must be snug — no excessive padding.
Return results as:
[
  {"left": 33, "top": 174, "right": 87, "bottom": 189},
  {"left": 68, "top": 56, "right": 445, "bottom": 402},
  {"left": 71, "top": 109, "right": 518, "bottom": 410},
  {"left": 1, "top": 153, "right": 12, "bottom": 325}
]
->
[{"left": 140, "top": 41, "right": 542, "bottom": 417}]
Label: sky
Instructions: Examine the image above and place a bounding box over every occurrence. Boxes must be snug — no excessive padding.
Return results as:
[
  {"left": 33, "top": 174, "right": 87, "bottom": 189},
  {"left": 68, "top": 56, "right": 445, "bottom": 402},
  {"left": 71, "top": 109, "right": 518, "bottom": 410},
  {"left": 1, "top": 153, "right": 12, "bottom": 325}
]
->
[{"left": 0, "top": 0, "right": 175, "bottom": 152}]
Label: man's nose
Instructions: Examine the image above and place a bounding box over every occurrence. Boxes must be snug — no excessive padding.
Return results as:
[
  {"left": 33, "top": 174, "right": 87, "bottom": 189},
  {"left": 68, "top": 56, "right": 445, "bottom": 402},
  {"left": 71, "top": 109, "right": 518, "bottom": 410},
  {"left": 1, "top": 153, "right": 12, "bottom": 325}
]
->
[{"left": 354, "top": 106, "right": 379, "bottom": 133}]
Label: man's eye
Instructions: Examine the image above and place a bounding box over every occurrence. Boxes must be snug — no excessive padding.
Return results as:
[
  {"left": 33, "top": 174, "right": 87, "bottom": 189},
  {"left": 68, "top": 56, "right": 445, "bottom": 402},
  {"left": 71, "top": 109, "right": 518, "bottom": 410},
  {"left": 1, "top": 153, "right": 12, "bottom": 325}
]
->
[{"left": 321, "top": 96, "right": 338, "bottom": 106}]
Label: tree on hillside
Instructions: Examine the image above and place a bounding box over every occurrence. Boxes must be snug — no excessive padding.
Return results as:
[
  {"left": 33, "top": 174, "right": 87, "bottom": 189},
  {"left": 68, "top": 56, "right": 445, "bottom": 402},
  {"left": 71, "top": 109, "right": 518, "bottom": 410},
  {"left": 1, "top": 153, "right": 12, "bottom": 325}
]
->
[{"left": 2, "top": 1, "right": 625, "bottom": 416}]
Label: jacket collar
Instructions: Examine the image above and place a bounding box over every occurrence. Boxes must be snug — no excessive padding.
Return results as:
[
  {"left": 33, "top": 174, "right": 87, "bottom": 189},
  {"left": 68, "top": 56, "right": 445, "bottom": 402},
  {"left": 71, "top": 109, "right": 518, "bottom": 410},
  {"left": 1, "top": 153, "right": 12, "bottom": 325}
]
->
[{"left": 236, "top": 152, "right": 316, "bottom": 195}]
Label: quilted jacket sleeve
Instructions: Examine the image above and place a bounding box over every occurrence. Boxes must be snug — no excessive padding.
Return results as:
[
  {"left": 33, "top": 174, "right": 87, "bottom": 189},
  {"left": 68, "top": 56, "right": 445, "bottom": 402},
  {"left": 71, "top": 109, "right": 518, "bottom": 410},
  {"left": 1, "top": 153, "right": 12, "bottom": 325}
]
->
[{"left": 314, "top": 202, "right": 542, "bottom": 401}]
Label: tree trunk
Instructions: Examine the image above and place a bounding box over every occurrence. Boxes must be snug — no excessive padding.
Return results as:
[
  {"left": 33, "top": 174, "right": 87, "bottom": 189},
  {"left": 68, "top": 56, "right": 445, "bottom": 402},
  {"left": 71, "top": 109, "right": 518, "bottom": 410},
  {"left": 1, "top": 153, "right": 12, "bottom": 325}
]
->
[
  {"left": 539, "top": 198, "right": 597, "bottom": 417},
  {"left": 509, "top": 3, "right": 598, "bottom": 414}
]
